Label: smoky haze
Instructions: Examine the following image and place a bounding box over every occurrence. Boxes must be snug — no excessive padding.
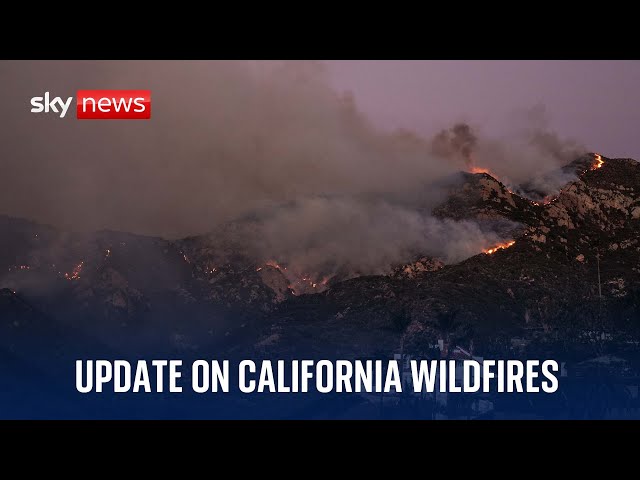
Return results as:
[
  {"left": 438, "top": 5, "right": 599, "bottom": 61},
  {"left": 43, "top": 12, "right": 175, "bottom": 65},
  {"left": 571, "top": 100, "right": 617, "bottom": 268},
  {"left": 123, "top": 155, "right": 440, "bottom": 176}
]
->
[
  {"left": 0, "top": 61, "right": 586, "bottom": 274},
  {"left": 199, "top": 195, "right": 520, "bottom": 276},
  {"left": 0, "top": 61, "right": 454, "bottom": 237}
]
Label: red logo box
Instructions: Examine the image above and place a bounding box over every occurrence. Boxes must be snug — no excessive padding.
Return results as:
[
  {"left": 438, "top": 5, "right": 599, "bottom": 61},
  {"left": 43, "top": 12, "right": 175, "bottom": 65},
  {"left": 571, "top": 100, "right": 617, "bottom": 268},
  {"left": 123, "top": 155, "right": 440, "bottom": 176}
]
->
[{"left": 76, "top": 90, "right": 151, "bottom": 119}]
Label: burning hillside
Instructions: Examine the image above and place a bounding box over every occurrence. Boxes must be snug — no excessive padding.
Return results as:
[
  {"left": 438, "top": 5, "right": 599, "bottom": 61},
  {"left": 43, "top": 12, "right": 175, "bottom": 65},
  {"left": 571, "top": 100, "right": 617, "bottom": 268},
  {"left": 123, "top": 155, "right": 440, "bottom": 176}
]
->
[
  {"left": 483, "top": 240, "right": 515, "bottom": 255},
  {"left": 253, "top": 155, "right": 640, "bottom": 359},
  {"left": 0, "top": 152, "right": 627, "bottom": 333}
]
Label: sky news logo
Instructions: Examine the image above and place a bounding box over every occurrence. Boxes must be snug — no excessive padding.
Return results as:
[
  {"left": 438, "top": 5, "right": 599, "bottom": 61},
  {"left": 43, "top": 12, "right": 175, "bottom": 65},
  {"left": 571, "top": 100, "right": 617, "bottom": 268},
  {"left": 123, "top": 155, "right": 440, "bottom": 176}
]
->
[{"left": 30, "top": 90, "right": 151, "bottom": 119}]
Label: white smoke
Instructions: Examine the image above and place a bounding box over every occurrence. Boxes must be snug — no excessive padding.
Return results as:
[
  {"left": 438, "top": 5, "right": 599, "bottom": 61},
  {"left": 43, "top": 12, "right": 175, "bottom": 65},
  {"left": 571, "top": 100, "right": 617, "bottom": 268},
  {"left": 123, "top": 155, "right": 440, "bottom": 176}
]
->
[{"left": 0, "top": 61, "right": 584, "bottom": 279}]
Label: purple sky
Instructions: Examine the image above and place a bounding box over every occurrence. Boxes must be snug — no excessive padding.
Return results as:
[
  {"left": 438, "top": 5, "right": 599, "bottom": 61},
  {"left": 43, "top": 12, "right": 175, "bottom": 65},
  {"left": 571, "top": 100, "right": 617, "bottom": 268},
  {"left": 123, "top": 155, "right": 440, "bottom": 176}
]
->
[
  {"left": 324, "top": 60, "right": 640, "bottom": 159},
  {"left": 1, "top": 60, "right": 638, "bottom": 237}
]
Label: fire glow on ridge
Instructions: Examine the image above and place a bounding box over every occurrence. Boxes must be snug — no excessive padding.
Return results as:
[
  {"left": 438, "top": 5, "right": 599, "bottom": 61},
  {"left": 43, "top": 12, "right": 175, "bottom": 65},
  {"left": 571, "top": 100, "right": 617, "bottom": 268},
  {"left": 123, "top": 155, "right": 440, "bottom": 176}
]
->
[{"left": 483, "top": 240, "right": 515, "bottom": 255}]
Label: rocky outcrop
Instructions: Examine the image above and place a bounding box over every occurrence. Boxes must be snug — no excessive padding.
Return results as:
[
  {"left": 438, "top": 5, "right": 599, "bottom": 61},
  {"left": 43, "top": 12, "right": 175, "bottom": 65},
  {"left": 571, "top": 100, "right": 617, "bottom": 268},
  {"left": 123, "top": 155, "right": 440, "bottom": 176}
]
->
[
  {"left": 391, "top": 256, "right": 445, "bottom": 279},
  {"left": 257, "top": 156, "right": 640, "bottom": 357},
  {"left": 2, "top": 154, "right": 640, "bottom": 358}
]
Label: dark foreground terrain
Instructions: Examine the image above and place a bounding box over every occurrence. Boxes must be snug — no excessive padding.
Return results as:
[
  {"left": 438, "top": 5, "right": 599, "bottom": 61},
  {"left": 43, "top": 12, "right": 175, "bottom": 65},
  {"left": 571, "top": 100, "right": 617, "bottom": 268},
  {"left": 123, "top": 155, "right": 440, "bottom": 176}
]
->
[{"left": 2, "top": 153, "right": 640, "bottom": 418}]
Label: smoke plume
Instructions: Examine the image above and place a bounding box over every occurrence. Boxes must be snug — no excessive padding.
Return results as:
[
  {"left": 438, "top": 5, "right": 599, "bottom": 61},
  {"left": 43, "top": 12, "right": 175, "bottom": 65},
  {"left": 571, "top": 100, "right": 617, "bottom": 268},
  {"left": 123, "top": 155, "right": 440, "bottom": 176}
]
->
[
  {"left": 0, "top": 61, "right": 586, "bottom": 277},
  {"left": 203, "top": 196, "right": 517, "bottom": 278},
  {"left": 431, "top": 123, "right": 478, "bottom": 167},
  {"left": 0, "top": 61, "right": 459, "bottom": 237},
  {"left": 428, "top": 105, "right": 586, "bottom": 193}
]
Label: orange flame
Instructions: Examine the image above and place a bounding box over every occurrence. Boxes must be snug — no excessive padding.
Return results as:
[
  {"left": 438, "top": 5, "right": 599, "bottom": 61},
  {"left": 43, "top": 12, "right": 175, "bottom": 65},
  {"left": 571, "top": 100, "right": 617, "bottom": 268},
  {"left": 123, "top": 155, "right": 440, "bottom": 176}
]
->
[
  {"left": 483, "top": 240, "right": 515, "bottom": 255},
  {"left": 591, "top": 154, "right": 604, "bottom": 170}
]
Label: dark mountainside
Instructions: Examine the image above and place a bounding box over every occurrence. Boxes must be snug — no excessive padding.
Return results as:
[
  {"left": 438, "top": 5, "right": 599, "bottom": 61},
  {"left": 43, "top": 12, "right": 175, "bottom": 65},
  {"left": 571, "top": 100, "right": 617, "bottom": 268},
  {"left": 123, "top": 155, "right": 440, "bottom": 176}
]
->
[
  {"left": 2, "top": 153, "right": 640, "bottom": 363},
  {"left": 254, "top": 155, "right": 640, "bottom": 360}
]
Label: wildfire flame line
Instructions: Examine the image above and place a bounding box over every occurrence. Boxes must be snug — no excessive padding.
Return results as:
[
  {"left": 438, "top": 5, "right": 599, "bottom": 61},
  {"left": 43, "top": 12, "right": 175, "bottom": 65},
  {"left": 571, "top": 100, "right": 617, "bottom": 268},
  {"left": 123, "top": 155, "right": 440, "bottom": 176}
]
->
[
  {"left": 469, "top": 165, "right": 541, "bottom": 206},
  {"left": 470, "top": 154, "right": 604, "bottom": 208},
  {"left": 483, "top": 240, "right": 515, "bottom": 255}
]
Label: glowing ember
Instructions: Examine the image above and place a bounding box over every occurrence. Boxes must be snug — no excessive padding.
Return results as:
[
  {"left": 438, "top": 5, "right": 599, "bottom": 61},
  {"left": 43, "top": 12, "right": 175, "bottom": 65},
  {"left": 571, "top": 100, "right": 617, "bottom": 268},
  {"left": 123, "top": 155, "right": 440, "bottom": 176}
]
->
[
  {"left": 470, "top": 166, "right": 491, "bottom": 175},
  {"left": 265, "top": 260, "right": 286, "bottom": 271},
  {"left": 65, "top": 261, "right": 84, "bottom": 280},
  {"left": 483, "top": 240, "right": 515, "bottom": 255},
  {"left": 262, "top": 261, "right": 334, "bottom": 295},
  {"left": 591, "top": 154, "right": 604, "bottom": 170},
  {"left": 8, "top": 265, "right": 31, "bottom": 272}
]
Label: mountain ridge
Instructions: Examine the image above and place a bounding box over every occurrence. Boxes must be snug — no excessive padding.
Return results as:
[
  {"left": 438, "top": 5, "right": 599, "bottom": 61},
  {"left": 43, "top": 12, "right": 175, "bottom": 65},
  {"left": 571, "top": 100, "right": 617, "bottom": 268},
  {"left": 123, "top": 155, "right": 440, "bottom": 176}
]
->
[{"left": 2, "top": 153, "right": 639, "bottom": 358}]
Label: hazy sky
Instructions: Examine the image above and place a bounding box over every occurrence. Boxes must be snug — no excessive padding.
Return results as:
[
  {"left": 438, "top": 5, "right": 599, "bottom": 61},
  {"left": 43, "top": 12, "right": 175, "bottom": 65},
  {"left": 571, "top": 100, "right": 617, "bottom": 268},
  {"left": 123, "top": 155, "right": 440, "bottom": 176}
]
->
[
  {"left": 0, "top": 60, "right": 637, "bottom": 240},
  {"left": 324, "top": 60, "right": 640, "bottom": 159}
]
